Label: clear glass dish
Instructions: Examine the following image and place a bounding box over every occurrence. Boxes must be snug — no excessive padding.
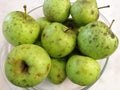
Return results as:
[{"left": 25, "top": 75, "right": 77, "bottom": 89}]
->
[{"left": 0, "top": 5, "right": 110, "bottom": 90}]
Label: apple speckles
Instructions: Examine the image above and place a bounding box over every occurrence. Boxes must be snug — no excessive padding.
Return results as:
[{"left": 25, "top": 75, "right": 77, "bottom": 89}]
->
[
  {"left": 91, "top": 10, "right": 94, "bottom": 15},
  {"left": 57, "top": 74, "right": 61, "bottom": 78},
  {"left": 18, "top": 42, "right": 21, "bottom": 45},
  {"left": 42, "top": 33, "right": 46, "bottom": 38},
  {"left": 105, "top": 46, "right": 110, "bottom": 49},
  {"left": 103, "top": 32, "right": 107, "bottom": 36},
  {"left": 76, "top": 71, "right": 80, "bottom": 74},
  {"left": 22, "top": 79, "right": 27, "bottom": 83},
  {"left": 89, "top": 40, "right": 92, "bottom": 44},
  {"left": 96, "top": 44, "right": 99, "bottom": 48},
  {"left": 29, "top": 29, "right": 33, "bottom": 34},
  {"left": 90, "top": 24, "right": 96, "bottom": 28}
]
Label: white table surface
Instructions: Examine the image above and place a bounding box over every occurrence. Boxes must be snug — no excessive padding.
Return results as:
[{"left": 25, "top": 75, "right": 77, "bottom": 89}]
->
[{"left": 0, "top": 0, "right": 120, "bottom": 90}]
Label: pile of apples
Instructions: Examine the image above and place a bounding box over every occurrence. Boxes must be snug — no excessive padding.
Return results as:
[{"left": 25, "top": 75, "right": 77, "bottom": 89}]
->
[{"left": 2, "top": 0, "right": 119, "bottom": 88}]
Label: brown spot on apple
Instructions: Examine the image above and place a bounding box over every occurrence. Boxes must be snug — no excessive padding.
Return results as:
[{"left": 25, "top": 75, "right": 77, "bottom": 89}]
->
[
  {"left": 42, "top": 33, "right": 46, "bottom": 38},
  {"left": 91, "top": 10, "right": 94, "bottom": 15},
  {"left": 91, "top": 24, "right": 96, "bottom": 28},
  {"left": 35, "top": 73, "right": 41, "bottom": 78},
  {"left": 57, "top": 74, "right": 61, "bottom": 78},
  {"left": 47, "top": 64, "right": 50, "bottom": 72}
]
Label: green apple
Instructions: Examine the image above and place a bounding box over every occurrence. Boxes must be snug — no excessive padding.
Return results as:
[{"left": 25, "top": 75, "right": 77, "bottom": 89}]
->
[
  {"left": 2, "top": 11, "right": 40, "bottom": 46},
  {"left": 36, "top": 17, "right": 51, "bottom": 31},
  {"left": 48, "top": 58, "right": 66, "bottom": 84},
  {"left": 5, "top": 44, "right": 51, "bottom": 87},
  {"left": 34, "top": 17, "right": 51, "bottom": 46},
  {"left": 77, "top": 21, "right": 119, "bottom": 59},
  {"left": 70, "top": 0, "right": 99, "bottom": 26},
  {"left": 66, "top": 55, "right": 101, "bottom": 86},
  {"left": 41, "top": 22, "right": 76, "bottom": 58},
  {"left": 43, "top": 0, "right": 70, "bottom": 22}
]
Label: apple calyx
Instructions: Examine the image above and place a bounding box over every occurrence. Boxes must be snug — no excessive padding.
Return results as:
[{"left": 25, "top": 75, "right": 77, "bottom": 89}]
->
[{"left": 21, "top": 61, "right": 29, "bottom": 73}]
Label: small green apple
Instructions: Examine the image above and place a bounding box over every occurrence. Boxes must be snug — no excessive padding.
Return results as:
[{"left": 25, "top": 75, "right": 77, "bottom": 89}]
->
[
  {"left": 41, "top": 22, "right": 76, "bottom": 58},
  {"left": 70, "top": 0, "right": 99, "bottom": 26},
  {"left": 2, "top": 11, "right": 40, "bottom": 46},
  {"left": 48, "top": 58, "right": 66, "bottom": 84},
  {"left": 36, "top": 17, "right": 51, "bottom": 31},
  {"left": 34, "top": 17, "right": 51, "bottom": 46},
  {"left": 5, "top": 44, "right": 51, "bottom": 87},
  {"left": 77, "top": 21, "right": 119, "bottom": 59},
  {"left": 43, "top": 0, "right": 70, "bottom": 22},
  {"left": 66, "top": 55, "right": 101, "bottom": 86}
]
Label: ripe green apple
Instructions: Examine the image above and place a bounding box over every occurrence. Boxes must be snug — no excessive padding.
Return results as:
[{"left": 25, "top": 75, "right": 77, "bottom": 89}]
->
[
  {"left": 5, "top": 44, "right": 51, "bottom": 87},
  {"left": 2, "top": 11, "right": 40, "bottom": 46},
  {"left": 70, "top": 0, "right": 99, "bottom": 26},
  {"left": 66, "top": 55, "right": 101, "bottom": 86},
  {"left": 77, "top": 21, "right": 119, "bottom": 59},
  {"left": 34, "top": 17, "right": 51, "bottom": 46},
  {"left": 48, "top": 58, "right": 66, "bottom": 84},
  {"left": 36, "top": 17, "right": 51, "bottom": 31},
  {"left": 41, "top": 22, "right": 76, "bottom": 58},
  {"left": 43, "top": 0, "right": 70, "bottom": 22}
]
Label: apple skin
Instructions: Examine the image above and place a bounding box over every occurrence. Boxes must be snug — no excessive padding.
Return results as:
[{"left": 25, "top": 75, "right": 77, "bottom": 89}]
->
[
  {"left": 2, "top": 11, "right": 40, "bottom": 46},
  {"left": 66, "top": 55, "right": 100, "bottom": 86},
  {"left": 5, "top": 44, "right": 51, "bottom": 87},
  {"left": 41, "top": 22, "right": 76, "bottom": 58}
]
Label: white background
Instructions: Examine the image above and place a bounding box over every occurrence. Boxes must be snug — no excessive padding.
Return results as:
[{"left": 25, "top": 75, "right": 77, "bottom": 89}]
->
[{"left": 0, "top": 0, "right": 120, "bottom": 90}]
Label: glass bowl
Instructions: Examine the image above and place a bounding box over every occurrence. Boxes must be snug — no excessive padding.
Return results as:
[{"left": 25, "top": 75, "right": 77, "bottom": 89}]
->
[{"left": 0, "top": 5, "right": 110, "bottom": 90}]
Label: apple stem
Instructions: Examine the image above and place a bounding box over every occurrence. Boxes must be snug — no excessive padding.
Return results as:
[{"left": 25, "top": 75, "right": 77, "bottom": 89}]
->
[
  {"left": 23, "top": 5, "right": 27, "bottom": 19},
  {"left": 98, "top": 5, "right": 110, "bottom": 9},
  {"left": 64, "top": 28, "right": 70, "bottom": 33},
  {"left": 109, "top": 19, "right": 115, "bottom": 29}
]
